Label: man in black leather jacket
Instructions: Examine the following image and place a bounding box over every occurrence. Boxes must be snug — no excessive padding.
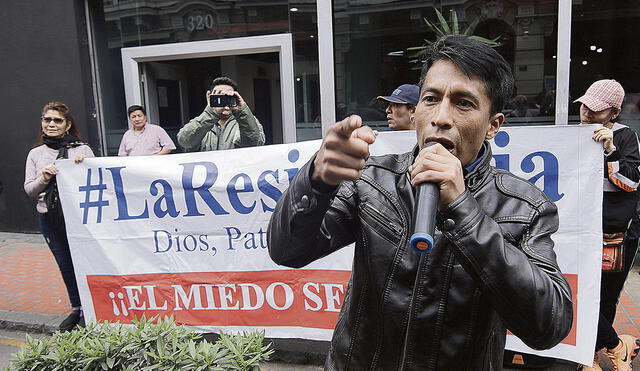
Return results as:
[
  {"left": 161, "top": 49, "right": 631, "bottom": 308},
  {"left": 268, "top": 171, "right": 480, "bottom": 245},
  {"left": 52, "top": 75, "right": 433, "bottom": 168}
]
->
[{"left": 267, "top": 35, "right": 573, "bottom": 370}]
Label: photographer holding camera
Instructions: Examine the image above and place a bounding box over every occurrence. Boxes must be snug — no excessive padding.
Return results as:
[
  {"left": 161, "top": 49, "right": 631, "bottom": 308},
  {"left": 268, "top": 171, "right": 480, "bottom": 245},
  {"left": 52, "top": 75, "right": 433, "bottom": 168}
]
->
[{"left": 177, "top": 76, "right": 265, "bottom": 152}]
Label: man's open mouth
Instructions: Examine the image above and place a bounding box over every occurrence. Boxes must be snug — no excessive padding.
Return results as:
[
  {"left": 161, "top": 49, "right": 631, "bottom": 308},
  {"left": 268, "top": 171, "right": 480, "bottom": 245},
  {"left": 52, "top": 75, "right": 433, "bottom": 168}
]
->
[{"left": 425, "top": 137, "right": 455, "bottom": 150}]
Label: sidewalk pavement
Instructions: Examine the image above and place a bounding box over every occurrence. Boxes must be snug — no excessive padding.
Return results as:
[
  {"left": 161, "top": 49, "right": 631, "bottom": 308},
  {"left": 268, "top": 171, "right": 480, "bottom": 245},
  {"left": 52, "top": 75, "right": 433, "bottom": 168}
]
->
[{"left": 0, "top": 231, "right": 639, "bottom": 369}]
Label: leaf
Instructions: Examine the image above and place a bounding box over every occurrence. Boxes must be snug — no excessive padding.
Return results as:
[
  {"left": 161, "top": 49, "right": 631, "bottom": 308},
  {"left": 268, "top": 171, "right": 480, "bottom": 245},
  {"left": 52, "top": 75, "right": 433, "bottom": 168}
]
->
[
  {"left": 423, "top": 18, "right": 444, "bottom": 37},
  {"left": 141, "top": 365, "right": 161, "bottom": 371},
  {"left": 435, "top": 8, "right": 451, "bottom": 35},
  {"left": 245, "top": 352, "right": 264, "bottom": 366},
  {"left": 451, "top": 10, "right": 459, "bottom": 35},
  {"left": 464, "top": 17, "right": 480, "bottom": 36},
  {"left": 468, "top": 35, "right": 502, "bottom": 47}
]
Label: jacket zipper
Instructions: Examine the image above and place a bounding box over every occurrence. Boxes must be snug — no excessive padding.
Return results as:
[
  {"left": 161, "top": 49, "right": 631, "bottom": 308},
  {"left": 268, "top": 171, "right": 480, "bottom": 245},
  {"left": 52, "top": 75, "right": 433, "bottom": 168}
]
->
[
  {"left": 398, "top": 169, "right": 422, "bottom": 371},
  {"left": 359, "top": 173, "right": 409, "bottom": 370},
  {"left": 344, "top": 232, "right": 370, "bottom": 368},
  {"left": 425, "top": 251, "right": 455, "bottom": 370},
  {"left": 399, "top": 252, "right": 426, "bottom": 371},
  {"left": 360, "top": 203, "right": 403, "bottom": 236}
]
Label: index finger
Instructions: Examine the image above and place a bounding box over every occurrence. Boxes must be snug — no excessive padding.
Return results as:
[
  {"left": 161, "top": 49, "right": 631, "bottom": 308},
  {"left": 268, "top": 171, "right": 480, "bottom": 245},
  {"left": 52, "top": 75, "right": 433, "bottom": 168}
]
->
[
  {"left": 418, "top": 142, "right": 448, "bottom": 157},
  {"left": 334, "top": 115, "right": 362, "bottom": 138},
  {"left": 352, "top": 126, "right": 376, "bottom": 145}
]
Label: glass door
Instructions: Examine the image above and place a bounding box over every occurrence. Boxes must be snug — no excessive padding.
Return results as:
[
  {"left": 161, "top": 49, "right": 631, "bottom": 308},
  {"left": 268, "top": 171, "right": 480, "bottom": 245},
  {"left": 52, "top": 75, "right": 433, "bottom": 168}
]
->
[{"left": 121, "top": 34, "right": 296, "bottom": 149}]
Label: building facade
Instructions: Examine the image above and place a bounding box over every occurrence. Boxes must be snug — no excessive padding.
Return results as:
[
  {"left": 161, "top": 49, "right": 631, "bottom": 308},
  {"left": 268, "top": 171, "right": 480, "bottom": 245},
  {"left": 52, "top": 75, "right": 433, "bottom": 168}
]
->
[{"left": 2, "top": 0, "right": 639, "bottom": 232}]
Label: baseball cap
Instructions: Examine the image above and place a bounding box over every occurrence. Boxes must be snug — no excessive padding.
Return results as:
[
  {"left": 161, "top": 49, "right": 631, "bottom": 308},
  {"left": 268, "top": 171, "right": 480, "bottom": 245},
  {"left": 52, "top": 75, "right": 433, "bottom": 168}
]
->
[
  {"left": 377, "top": 84, "right": 420, "bottom": 106},
  {"left": 574, "top": 79, "right": 625, "bottom": 112}
]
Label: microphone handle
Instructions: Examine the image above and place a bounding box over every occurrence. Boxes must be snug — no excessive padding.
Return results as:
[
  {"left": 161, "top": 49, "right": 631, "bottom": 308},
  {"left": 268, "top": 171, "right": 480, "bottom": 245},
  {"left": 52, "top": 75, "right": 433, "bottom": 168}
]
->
[
  {"left": 409, "top": 182, "right": 439, "bottom": 253},
  {"left": 409, "top": 141, "right": 440, "bottom": 253}
]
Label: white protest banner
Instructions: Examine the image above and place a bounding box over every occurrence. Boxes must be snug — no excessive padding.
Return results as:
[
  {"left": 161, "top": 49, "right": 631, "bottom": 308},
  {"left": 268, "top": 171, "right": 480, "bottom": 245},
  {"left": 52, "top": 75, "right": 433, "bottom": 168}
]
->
[
  {"left": 494, "top": 126, "right": 602, "bottom": 366},
  {"left": 56, "top": 125, "right": 602, "bottom": 365}
]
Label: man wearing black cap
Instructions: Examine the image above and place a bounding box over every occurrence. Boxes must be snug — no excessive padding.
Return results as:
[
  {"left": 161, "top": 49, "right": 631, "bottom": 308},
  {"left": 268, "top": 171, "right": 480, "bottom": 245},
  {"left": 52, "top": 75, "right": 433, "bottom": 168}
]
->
[{"left": 377, "top": 84, "right": 420, "bottom": 130}]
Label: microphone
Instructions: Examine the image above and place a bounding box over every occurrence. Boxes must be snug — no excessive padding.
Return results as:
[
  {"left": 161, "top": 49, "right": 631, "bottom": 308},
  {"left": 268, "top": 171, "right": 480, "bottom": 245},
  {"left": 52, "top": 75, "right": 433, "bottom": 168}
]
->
[{"left": 409, "top": 142, "right": 440, "bottom": 253}]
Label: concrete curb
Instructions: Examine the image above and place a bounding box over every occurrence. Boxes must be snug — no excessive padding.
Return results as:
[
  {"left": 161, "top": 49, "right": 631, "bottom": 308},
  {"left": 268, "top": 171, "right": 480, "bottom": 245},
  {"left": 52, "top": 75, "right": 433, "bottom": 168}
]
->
[{"left": 0, "top": 310, "right": 62, "bottom": 334}]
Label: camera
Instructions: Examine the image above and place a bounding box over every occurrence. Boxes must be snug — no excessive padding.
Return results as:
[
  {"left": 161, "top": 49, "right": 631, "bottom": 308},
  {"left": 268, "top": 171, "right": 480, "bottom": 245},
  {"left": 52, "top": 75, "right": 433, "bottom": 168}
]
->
[{"left": 209, "top": 94, "right": 237, "bottom": 107}]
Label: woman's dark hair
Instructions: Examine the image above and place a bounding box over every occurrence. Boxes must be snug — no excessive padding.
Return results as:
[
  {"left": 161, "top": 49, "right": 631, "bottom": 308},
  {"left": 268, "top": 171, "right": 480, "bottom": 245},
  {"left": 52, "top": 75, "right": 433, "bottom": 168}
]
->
[
  {"left": 37, "top": 101, "right": 81, "bottom": 145},
  {"left": 419, "top": 35, "right": 514, "bottom": 115},
  {"left": 127, "top": 104, "right": 146, "bottom": 116},
  {"left": 210, "top": 76, "right": 238, "bottom": 91}
]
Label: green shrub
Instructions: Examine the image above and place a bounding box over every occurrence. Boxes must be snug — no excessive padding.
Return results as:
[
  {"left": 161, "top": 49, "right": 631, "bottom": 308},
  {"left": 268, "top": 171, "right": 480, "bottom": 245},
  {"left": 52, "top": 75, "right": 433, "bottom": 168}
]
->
[{"left": 6, "top": 316, "right": 273, "bottom": 371}]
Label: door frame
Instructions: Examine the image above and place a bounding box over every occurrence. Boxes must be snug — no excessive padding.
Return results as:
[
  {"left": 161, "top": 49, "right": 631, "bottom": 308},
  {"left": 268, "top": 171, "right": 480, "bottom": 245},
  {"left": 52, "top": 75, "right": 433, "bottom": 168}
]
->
[{"left": 121, "top": 33, "right": 296, "bottom": 143}]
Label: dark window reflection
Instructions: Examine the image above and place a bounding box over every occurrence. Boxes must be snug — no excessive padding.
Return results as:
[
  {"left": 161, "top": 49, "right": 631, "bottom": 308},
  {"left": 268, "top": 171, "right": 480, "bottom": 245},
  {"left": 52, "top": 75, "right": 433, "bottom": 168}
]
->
[
  {"left": 333, "top": 0, "right": 558, "bottom": 129},
  {"left": 570, "top": 0, "right": 640, "bottom": 130}
]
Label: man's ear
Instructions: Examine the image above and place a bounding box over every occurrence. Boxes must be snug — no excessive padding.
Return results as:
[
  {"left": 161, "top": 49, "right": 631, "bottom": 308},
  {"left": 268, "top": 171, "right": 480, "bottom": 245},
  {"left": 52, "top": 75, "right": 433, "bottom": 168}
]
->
[{"left": 485, "top": 113, "right": 505, "bottom": 140}]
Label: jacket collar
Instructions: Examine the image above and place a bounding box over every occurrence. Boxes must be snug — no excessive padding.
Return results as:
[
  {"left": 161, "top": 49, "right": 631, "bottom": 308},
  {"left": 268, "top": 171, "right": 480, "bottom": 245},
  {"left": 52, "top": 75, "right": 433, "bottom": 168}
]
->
[
  {"left": 465, "top": 141, "right": 493, "bottom": 191},
  {"left": 464, "top": 142, "right": 487, "bottom": 174}
]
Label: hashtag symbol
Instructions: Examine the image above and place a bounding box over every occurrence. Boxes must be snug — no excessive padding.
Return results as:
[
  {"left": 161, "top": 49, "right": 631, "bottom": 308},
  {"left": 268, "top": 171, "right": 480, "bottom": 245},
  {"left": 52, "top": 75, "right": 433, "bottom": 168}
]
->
[{"left": 79, "top": 168, "right": 109, "bottom": 224}]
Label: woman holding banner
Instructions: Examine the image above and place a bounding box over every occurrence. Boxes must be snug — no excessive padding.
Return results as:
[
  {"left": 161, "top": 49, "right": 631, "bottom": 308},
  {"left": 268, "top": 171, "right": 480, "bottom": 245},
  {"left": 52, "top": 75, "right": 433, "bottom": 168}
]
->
[{"left": 24, "top": 102, "right": 94, "bottom": 331}]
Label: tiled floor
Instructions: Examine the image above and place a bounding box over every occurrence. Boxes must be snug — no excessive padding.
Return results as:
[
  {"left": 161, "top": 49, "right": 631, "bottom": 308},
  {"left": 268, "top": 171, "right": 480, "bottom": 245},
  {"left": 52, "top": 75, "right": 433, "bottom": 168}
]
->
[
  {"left": 615, "top": 292, "right": 640, "bottom": 339},
  {"left": 606, "top": 282, "right": 640, "bottom": 370},
  {"left": 0, "top": 241, "right": 69, "bottom": 315},
  {"left": 0, "top": 233, "right": 69, "bottom": 315}
]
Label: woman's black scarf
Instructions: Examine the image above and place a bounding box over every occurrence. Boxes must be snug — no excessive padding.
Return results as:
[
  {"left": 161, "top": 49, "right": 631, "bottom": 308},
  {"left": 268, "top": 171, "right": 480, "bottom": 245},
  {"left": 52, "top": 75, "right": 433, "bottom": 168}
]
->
[
  {"left": 43, "top": 134, "right": 83, "bottom": 159},
  {"left": 42, "top": 134, "right": 85, "bottom": 219}
]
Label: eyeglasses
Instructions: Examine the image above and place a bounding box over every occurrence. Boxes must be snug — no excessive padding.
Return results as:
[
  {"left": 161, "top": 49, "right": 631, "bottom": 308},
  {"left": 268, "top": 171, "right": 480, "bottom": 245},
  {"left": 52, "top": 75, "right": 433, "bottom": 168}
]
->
[{"left": 41, "top": 117, "right": 65, "bottom": 124}]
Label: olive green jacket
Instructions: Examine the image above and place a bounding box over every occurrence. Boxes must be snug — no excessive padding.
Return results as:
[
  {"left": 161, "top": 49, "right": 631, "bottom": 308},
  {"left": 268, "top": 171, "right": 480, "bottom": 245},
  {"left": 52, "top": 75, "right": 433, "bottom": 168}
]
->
[{"left": 177, "top": 104, "right": 265, "bottom": 152}]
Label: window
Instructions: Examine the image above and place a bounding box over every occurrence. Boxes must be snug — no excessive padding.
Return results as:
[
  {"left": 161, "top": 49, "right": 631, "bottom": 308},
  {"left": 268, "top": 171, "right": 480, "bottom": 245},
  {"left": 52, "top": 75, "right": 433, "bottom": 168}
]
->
[
  {"left": 90, "top": 0, "right": 320, "bottom": 153},
  {"left": 570, "top": 0, "right": 640, "bottom": 131},
  {"left": 331, "top": 0, "right": 559, "bottom": 130}
]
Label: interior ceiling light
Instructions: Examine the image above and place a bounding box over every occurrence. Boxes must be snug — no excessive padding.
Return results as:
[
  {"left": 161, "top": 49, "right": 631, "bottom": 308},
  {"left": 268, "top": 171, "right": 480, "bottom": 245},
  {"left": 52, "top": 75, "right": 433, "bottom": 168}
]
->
[
  {"left": 290, "top": 7, "right": 299, "bottom": 12},
  {"left": 582, "top": 60, "right": 588, "bottom": 65},
  {"left": 590, "top": 45, "right": 596, "bottom": 51},
  {"left": 597, "top": 48, "right": 603, "bottom": 53}
]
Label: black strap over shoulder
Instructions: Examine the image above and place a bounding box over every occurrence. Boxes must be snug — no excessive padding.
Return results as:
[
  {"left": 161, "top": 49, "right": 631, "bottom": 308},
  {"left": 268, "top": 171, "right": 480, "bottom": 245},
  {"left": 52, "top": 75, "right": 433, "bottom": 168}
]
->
[{"left": 42, "top": 141, "right": 84, "bottom": 219}]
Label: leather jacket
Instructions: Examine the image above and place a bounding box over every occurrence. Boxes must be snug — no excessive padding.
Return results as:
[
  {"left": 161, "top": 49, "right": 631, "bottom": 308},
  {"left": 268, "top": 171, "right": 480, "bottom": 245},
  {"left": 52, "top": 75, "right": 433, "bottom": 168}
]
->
[{"left": 267, "top": 142, "right": 573, "bottom": 370}]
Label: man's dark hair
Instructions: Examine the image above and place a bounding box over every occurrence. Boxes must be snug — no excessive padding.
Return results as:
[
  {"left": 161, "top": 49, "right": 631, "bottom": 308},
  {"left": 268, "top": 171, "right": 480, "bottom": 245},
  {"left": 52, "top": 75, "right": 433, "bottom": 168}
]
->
[
  {"left": 419, "top": 35, "right": 514, "bottom": 115},
  {"left": 210, "top": 76, "right": 238, "bottom": 91},
  {"left": 127, "top": 105, "right": 146, "bottom": 116}
]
